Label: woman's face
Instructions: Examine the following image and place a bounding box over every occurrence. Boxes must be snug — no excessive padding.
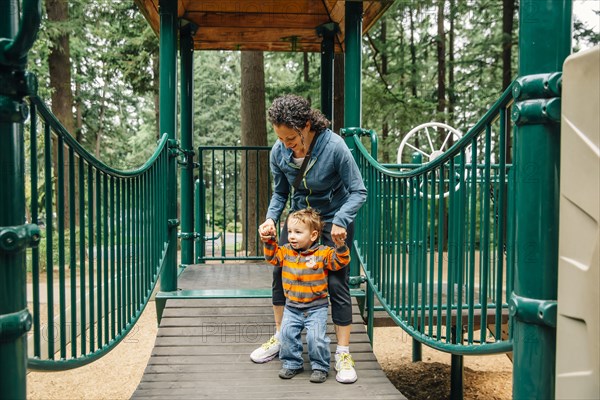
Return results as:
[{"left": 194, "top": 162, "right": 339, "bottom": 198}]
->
[{"left": 273, "top": 123, "right": 308, "bottom": 153}]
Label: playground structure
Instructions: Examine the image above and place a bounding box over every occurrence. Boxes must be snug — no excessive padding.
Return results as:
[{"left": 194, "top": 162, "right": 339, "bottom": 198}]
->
[{"left": 1, "top": 1, "right": 598, "bottom": 399}]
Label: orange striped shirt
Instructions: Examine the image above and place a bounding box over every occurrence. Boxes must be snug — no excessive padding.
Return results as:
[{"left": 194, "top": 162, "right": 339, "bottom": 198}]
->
[{"left": 264, "top": 237, "right": 350, "bottom": 308}]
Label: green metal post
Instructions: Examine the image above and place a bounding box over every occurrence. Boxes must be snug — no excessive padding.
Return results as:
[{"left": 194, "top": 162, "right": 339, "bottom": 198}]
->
[
  {"left": 511, "top": 1, "right": 571, "bottom": 399},
  {"left": 410, "top": 153, "right": 422, "bottom": 363},
  {"left": 180, "top": 23, "right": 195, "bottom": 268},
  {"left": 344, "top": 1, "right": 362, "bottom": 131},
  {"left": 158, "top": 0, "right": 178, "bottom": 321},
  {"left": 344, "top": 0, "right": 362, "bottom": 280},
  {"left": 194, "top": 179, "right": 201, "bottom": 262},
  {"left": 0, "top": 1, "right": 41, "bottom": 398},
  {"left": 317, "top": 23, "right": 337, "bottom": 121}
]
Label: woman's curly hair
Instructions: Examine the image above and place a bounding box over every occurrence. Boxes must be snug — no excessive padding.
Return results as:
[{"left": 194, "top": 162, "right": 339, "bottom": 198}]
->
[{"left": 267, "top": 94, "right": 330, "bottom": 133}]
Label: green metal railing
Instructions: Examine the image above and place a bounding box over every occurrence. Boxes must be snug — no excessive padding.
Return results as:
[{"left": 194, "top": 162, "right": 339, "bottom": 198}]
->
[
  {"left": 351, "top": 85, "right": 515, "bottom": 356},
  {"left": 25, "top": 97, "right": 170, "bottom": 370},
  {"left": 196, "top": 146, "right": 273, "bottom": 262}
]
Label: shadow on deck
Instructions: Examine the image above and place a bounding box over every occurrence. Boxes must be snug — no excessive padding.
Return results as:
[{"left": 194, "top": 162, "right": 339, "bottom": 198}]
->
[{"left": 131, "top": 262, "right": 406, "bottom": 399}]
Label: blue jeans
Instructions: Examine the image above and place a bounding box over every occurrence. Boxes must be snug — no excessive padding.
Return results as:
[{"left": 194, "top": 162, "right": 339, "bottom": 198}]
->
[{"left": 280, "top": 305, "right": 331, "bottom": 372}]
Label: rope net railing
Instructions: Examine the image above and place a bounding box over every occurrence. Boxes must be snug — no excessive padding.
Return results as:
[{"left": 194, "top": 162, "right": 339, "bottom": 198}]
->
[
  {"left": 351, "top": 85, "right": 515, "bottom": 355},
  {"left": 25, "top": 97, "right": 170, "bottom": 370}
]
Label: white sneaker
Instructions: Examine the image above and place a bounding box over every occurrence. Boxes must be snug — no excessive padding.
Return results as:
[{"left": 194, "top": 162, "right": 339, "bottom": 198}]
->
[
  {"left": 250, "top": 336, "right": 280, "bottom": 363},
  {"left": 335, "top": 352, "right": 358, "bottom": 383}
]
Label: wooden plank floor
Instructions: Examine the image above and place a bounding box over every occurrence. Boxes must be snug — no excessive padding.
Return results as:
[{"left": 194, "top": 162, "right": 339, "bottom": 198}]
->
[{"left": 132, "top": 263, "right": 406, "bottom": 399}]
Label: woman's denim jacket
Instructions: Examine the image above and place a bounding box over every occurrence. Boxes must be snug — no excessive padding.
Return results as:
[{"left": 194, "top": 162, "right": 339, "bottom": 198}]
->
[{"left": 266, "top": 128, "right": 367, "bottom": 228}]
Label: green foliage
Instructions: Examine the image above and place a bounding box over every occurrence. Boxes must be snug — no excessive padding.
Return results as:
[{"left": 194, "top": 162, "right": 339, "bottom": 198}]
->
[{"left": 25, "top": 0, "right": 597, "bottom": 170}]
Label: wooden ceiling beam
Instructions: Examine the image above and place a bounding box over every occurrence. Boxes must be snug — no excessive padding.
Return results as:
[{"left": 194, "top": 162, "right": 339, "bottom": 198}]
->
[
  {"left": 184, "top": 12, "right": 331, "bottom": 29},
  {"left": 135, "top": 0, "right": 393, "bottom": 53}
]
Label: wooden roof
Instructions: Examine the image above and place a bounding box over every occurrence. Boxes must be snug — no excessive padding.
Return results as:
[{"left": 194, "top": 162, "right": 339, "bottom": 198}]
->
[{"left": 134, "top": 0, "right": 394, "bottom": 53}]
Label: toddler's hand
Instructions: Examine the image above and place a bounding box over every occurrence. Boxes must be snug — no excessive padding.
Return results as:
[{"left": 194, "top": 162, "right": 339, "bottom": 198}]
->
[
  {"left": 333, "top": 236, "right": 346, "bottom": 249},
  {"left": 331, "top": 224, "right": 347, "bottom": 248},
  {"left": 259, "top": 219, "right": 276, "bottom": 242}
]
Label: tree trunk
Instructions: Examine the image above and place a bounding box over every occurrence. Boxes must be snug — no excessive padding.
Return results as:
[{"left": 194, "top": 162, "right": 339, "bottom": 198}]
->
[
  {"left": 46, "top": 0, "right": 75, "bottom": 229},
  {"left": 502, "top": 0, "right": 515, "bottom": 164},
  {"left": 436, "top": 0, "right": 447, "bottom": 119},
  {"left": 303, "top": 52, "right": 312, "bottom": 105},
  {"left": 240, "top": 51, "right": 269, "bottom": 256},
  {"left": 448, "top": 0, "right": 456, "bottom": 127},
  {"left": 380, "top": 18, "right": 388, "bottom": 162},
  {"left": 409, "top": 9, "right": 417, "bottom": 98},
  {"left": 153, "top": 52, "right": 160, "bottom": 139},
  {"left": 46, "top": 0, "right": 75, "bottom": 134},
  {"left": 502, "top": 0, "right": 515, "bottom": 92}
]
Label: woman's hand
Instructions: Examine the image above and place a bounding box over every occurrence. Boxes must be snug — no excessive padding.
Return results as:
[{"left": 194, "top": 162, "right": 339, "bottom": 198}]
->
[
  {"left": 258, "top": 219, "right": 276, "bottom": 242},
  {"left": 331, "top": 224, "right": 347, "bottom": 247}
]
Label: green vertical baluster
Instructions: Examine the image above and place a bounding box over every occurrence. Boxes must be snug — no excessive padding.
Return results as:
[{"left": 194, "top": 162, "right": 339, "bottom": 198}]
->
[
  {"left": 468, "top": 140, "right": 478, "bottom": 344},
  {"left": 446, "top": 157, "right": 455, "bottom": 344},
  {"left": 125, "top": 179, "right": 131, "bottom": 322},
  {"left": 57, "top": 136, "right": 66, "bottom": 358},
  {"left": 233, "top": 149, "right": 238, "bottom": 257},
  {"left": 480, "top": 125, "right": 492, "bottom": 346},
  {"left": 151, "top": 167, "right": 155, "bottom": 280},
  {"left": 244, "top": 149, "right": 248, "bottom": 257},
  {"left": 146, "top": 172, "right": 151, "bottom": 290},
  {"left": 68, "top": 147, "right": 76, "bottom": 357},
  {"left": 141, "top": 174, "right": 146, "bottom": 295},
  {"left": 198, "top": 151, "right": 205, "bottom": 262},
  {"left": 211, "top": 150, "right": 215, "bottom": 259},
  {"left": 103, "top": 173, "right": 109, "bottom": 345},
  {"left": 88, "top": 164, "right": 94, "bottom": 352},
  {"left": 116, "top": 178, "right": 121, "bottom": 333},
  {"left": 222, "top": 150, "right": 226, "bottom": 261},
  {"left": 30, "top": 104, "right": 41, "bottom": 358},
  {"left": 109, "top": 176, "right": 115, "bottom": 339},
  {"left": 419, "top": 171, "right": 426, "bottom": 336},
  {"left": 44, "top": 124, "right": 54, "bottom": 359},
  {"left": 95, "top": 169, "right": 102, "bottom": 347},
  {"left": 456, "top": 152, "right": 466, "bottom": 334},
  {"left": 495, "top": 109, "right": 507, "bottom": 337},
  {"left": 428, "top": 170, "right": 436, "bottom": 337},
  {"left": 385, "top": 175, "right": 392, "bottom": 305},
  {"left": 79, "top": 157, "right": 86, "bottom": 355},
  {"left": 436, "top": 164, "right": 445, "bottom": 340},
  {"left": 375, "top": 170, "right": 381, "bottom": 290},
  {"left": 135, "top": 177, "right": 141, "bottom": 308},
  {"left": 391, "top": 177, "right": 398, "bottom": 312},
  {"left": 401, "top": 178, "right": 408, "bottom": 321}
]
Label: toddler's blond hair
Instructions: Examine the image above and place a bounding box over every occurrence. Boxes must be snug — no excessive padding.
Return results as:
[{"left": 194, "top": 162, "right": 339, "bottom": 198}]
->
[{"left": 288, "top": 209, "right": 324, "bottom": 238}]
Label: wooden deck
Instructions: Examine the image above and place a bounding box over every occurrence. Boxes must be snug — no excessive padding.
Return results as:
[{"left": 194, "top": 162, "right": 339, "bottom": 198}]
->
[{"left": 132, "top": 262, "right": 406, "bottom": 399}]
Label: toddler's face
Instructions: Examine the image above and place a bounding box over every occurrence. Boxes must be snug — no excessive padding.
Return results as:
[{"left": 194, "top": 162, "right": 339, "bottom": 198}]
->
[{"left": 287, "top": 218, "right": 317, "bottom": 251}]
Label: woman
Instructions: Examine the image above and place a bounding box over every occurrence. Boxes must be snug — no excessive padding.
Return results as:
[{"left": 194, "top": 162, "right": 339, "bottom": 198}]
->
[{"left": 251, "top": 94, "right": 367, "bottom": 384}]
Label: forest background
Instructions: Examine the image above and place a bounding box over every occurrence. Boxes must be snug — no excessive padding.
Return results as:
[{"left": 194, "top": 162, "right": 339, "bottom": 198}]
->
[{"left": 30, "top": 0, "right": 599, "bottom": 172}]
